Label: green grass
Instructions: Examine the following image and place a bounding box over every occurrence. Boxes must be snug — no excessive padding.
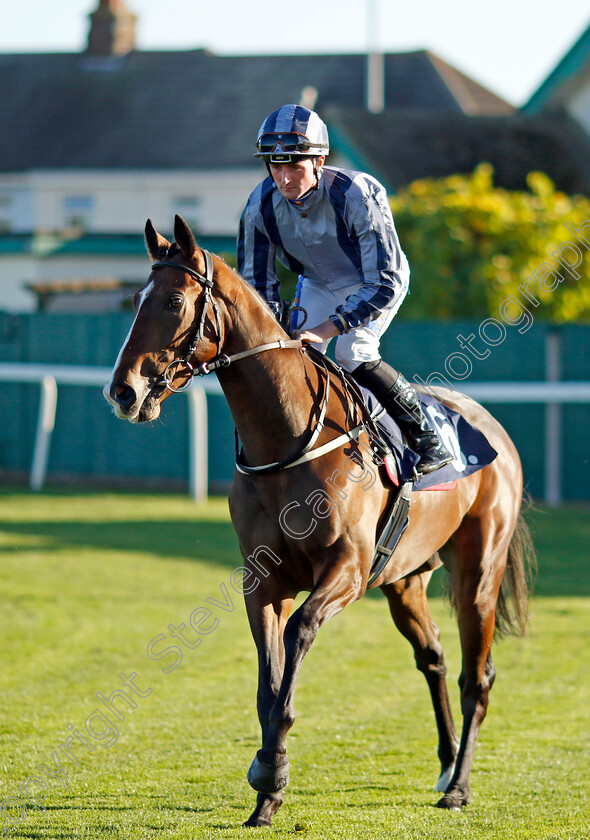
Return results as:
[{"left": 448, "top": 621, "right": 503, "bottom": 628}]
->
[{"left": 0, "top": 488, "right": 589, "bottom": 839}]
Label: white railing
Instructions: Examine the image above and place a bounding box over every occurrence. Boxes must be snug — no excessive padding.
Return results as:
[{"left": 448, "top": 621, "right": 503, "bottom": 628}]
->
[
  {"left": 0, "top": 363, "right": 222, "bottom": 502},
  {"left": 460, "top": 380, "right": 590, "bottom": 506},
  {"left": 0, "top": 362, "right": 588, "bottom": 505}
]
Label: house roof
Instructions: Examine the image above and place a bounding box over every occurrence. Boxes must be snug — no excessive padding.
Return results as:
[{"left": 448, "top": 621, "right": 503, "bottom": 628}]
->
[
  {"left": 523, "top": 21, "right": 590, "bottom": 112},
  {"left": 326, "top": 107, "right": 590, "bottom": 194},
  {"left": 0, "top": 48, "right": 513, "bottom": 173}
]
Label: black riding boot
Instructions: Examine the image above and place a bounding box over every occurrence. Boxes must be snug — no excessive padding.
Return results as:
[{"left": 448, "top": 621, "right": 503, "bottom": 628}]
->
[{"left": 352, "top": 359, "right": 454, "bottom": 475}]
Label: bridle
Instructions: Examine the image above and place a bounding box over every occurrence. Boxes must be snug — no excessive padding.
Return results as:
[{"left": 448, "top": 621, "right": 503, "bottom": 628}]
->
[{"left": 150, "top": 250, "right": 224, "bottom": 392}]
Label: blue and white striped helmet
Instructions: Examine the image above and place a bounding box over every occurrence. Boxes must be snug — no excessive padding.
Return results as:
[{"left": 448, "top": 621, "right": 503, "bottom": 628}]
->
[{"left": 255, "top": 104, "right": 330, "bottom": 163}]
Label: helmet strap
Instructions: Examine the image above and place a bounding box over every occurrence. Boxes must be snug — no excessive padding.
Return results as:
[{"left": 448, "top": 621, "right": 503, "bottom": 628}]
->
[{"left": 312, "top": 158, "right": 323, "bottom": 190}]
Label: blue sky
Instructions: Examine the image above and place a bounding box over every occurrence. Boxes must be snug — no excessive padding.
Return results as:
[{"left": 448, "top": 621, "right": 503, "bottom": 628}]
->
[{"left": 2, "top": 1, "right": 589, "bottom": 106}]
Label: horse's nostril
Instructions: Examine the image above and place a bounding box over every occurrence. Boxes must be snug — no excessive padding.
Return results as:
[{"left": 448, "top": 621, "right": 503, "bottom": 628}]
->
[{"left": 112, "top": 383, "right": 136, "bottom": 410}]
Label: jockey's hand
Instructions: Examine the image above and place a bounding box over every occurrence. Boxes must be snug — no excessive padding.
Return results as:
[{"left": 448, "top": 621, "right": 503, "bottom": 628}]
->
[{"left": 292, "top": 318, "right": 340, "bottom": 344}]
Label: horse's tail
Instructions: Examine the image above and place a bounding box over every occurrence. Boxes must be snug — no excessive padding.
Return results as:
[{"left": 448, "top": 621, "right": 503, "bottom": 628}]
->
[{"left": 494, "top": 503, "right": 537, "bottom": 638}]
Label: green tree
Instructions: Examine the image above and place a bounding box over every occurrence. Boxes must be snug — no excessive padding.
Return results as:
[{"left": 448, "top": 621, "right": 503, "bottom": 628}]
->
[{"left": 390, "top": 164, "right": 590, "bottom": 322}]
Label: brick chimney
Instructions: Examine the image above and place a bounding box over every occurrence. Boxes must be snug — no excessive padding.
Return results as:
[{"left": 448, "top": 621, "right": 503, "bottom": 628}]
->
[{"left": 86, "top": 0, "right": 137, "bottom": 57}]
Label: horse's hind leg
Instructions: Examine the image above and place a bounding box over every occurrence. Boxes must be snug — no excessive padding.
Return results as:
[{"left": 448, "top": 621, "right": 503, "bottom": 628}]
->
[
  {"left": 437, "top": 541, "right": 505, "bottom": 810},
  {"left": 381, "top": 571, "right": 459, "bottom": 789}
]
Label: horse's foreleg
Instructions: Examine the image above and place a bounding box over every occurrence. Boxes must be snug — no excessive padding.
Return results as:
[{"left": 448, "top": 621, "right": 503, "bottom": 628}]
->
[
  {"left": 244, "top": 595, "right": 294, "bottom": 828},
  {"left": 381, "top": 573, "right": 459, "bottom": 790},
  {"left": 247, "top": 554, "right": 363, "bottom": 798}
]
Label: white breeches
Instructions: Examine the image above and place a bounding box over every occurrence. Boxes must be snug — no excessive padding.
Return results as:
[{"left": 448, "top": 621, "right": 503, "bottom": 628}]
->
[{"left": 291, "top": 277, "right": 403, "bottom": 372}]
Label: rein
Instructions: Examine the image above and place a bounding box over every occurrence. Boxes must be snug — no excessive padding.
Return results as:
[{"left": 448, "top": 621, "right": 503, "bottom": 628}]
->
[{"left": 198, "top": 338, "right": 303, "bottom": 376}]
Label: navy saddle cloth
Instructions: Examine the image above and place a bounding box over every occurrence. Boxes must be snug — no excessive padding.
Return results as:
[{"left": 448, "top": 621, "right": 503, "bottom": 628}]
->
[{"left": 360, "top": 388, "right": 498, "bottom": 490}]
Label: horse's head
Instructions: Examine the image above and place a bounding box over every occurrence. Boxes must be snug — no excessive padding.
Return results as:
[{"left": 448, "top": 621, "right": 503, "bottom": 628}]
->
[{"left": 104, "top": 215, "right": 223, "bottom": 423}]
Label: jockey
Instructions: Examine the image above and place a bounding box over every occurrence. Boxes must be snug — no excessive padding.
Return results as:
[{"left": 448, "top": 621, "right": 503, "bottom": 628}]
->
[{"left": 237, "top": 104, "right": 452, "bottom": 475}]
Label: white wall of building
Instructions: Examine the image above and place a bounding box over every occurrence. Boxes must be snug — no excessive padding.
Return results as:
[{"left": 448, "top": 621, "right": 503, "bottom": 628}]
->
[
  {"left": 0, "top": 166, "right": 266, "bottom": 311},
  {"left": 0, "top": 256, "right": 38, "bottom": 312},
  {"left": 0, "top": 167, "right": 263, "bottom": 236},
  {"left": 0, "top": 253, "right": 153, "bottom": 313}
]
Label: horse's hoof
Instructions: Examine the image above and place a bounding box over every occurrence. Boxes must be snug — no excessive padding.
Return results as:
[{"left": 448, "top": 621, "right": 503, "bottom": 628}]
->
[
  {"left": 247, "top": 753, "right": 290, "bottom": 793},
  {"left": 243, "top": 816, "right": 272, "bottom": 828},
  {"left": 243, "top": 791, "right": 284, "bottom": 827},
  {"left": 436, "top": 789, "right": 469, "bottom": 810}
]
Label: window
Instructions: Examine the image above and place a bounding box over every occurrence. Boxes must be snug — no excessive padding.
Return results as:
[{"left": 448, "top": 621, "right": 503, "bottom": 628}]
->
[{"left": 64, "top": 195, "right": 94, "bottom": 231}]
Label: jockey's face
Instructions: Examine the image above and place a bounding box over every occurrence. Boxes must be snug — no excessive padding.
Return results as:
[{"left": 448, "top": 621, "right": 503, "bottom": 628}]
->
[{"left": 269, "top": 156, "right": 325, "bottom": 200}]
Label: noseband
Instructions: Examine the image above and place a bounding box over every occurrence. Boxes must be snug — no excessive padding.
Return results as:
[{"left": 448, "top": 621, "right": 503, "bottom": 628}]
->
[{"left": 151, "top": 250, "right": 223, "bottom": 392}]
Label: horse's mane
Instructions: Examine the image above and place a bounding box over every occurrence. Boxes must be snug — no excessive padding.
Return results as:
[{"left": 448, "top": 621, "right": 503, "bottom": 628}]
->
[{"left": 212, "top": 250, "right": 289, "bottom": 333}]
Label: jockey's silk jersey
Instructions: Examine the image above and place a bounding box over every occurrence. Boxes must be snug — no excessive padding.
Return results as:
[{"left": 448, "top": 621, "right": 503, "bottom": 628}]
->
[{"left": 237, "top": 165, "right": 410, "bottom": 331}]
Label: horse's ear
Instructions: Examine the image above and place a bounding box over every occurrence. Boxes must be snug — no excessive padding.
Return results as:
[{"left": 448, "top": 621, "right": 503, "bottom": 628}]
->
[
  {"left": 145, "top": 219, "right": 171, "bottom": 261},
  {"left": 174, "top": 214, "right": 198, "bottom": 261}
]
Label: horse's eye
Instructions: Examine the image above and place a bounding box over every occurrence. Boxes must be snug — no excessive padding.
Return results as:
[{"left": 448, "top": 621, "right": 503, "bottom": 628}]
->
[{"left": 167, "top": 294, "right": 184, "bottom": 310}]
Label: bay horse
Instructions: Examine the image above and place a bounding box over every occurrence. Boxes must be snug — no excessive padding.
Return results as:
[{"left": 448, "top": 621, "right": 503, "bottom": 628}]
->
[{"left": 104, "top": 215, "right": 535, "bottom": 828}]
